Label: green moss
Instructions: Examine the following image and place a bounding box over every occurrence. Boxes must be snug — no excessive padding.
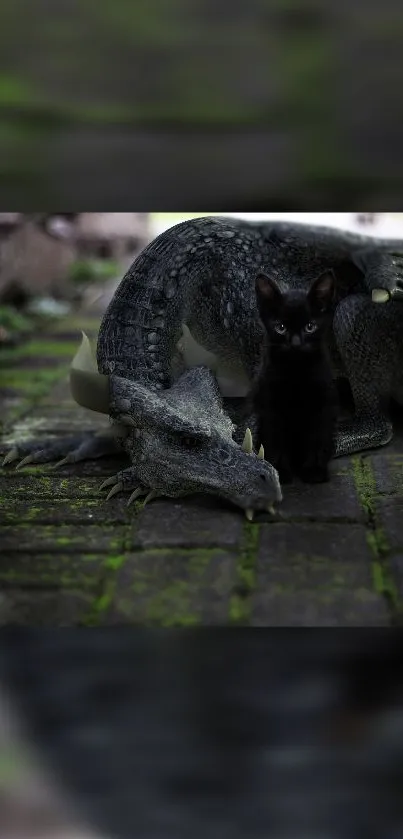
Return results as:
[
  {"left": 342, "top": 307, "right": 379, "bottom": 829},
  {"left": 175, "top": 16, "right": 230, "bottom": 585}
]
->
[
  {"left": 371, "top": 559, "right": 399, "bottom": 606},
  {"left": 229, "top": 521, "right": 260, "bottom": 625},
  {"left": 25, "top": 506, "right": 42, "bottom": 520},
  {"left": 351, "top": 455, "right": 377, "bottom": 518},
  {"left": 228, "top": 595, "right": 245, "bottom": 623},
  {"left": 103, "top": 554, "right": 127, "bottom": 570},
  {"left": 0, "top": 367, "right": 65, "bottom": 386},
  {"left": 82, "top": 581, "right": 116, "bottom": 626},
  {"left": 144, "top": 580, "right": 201, "bottom": 626},
  {"left": 137, "top": 548, "right": 214, "bottom": 626},
  {"left": 0, "top": 345, "right": 27, "bottom": 364},
  {"left": 22, "top": 340, "right": 78, "bottom": 357},
  {"left": 352, "top": 455, "right": 400, "bottom": 615}
]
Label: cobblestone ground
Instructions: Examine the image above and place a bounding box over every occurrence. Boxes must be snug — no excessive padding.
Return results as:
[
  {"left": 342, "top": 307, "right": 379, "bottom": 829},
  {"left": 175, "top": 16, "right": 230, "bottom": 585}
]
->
[{"left": 1, "top": 296, "right": 403, "bottom": 627}]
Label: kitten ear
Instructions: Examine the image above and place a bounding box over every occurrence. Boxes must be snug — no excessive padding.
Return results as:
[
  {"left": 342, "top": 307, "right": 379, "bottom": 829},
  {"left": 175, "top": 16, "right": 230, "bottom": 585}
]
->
[
  {"left": 255, "top": 273, "right": 282, "bottom": 308},
  {"left": 308, "top": 270, "right": 335, "bottom": 311}
]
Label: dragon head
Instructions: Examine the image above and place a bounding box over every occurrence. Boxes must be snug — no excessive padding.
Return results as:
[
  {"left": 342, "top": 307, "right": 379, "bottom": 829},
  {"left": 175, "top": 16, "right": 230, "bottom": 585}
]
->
[
  {"left": 70, "top": 335, "right": 282, "bottom": 519},
  {"left": 111, "top": 367, "right": 282, "bottom": 520}
]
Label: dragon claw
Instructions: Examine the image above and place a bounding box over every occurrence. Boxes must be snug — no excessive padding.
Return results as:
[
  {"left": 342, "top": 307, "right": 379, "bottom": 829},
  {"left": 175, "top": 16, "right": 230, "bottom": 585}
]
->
[
  {"left": 15, "top": 454, "right": 36, "bottom": 470},
  {"left": 143, "top": 490, "right": 159, "bottom": 507},
  {"left": 105, "top": 482, "right": 124, "bottom": 501},
  {"left": 50, "top": 455, "right": 72, "bottom": 470},
  {"left": 2, "top": 448, "right": 19, "bottom": 466},
  {"left": 99, "top": 476, "right": 119, "bottom": 492},
  {"left": 127, "top": 487, "right": 145, "bottom": 507}
]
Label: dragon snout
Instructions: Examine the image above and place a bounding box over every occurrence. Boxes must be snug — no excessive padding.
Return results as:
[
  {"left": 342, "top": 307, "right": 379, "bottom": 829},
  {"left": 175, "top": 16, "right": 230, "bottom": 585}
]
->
[{"left": 239, "top": 427, "right": 283, "bottom": 521}]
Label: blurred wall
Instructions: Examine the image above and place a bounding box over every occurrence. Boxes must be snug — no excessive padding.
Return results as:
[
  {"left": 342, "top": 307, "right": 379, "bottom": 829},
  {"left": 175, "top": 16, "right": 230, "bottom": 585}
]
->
[
  {"left": 0, "top": 0, "right": 402, "bottom": 207},
  {"left": 0, "top": 219, "right": 77, "bottom": 303}
]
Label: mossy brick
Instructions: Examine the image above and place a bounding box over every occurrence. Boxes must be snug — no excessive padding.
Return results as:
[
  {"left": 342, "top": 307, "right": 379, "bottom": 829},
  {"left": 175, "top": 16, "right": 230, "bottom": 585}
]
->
[
  {"left": 0, "top": 457, "right": 127, "bottom": 485},
  {"left": 251, "top": 523, "right": 388, "bottom": 626},
  {"left": 107, "top": 548, "right": 237, "bottom": 626},
  {"left": 278, "top": 467, "right": 364, "bottom": 523},
  {"left": 374, "top": 497, "right": 403, "bottom": 551},
  {"left": 1, "top": 497, "right": 133, "bottom": 525},
  {"left": 0, "top": 551, "right": 105, "bottom": 588},
  {"left": 0, "top": 588, "right": 94, "bottom": 626},
  {"left": 0, "top": 524, "right": 126, "bottom": 553},
  {"left": 0, "top": 474, "right": 105, "bottom": 500},
  {"left": 256, "top": 522, "right": 374, "bottom": 586},
  {"left": 251, "top": 589, "right": 389, "bottom": 627},
  {"left": 389, "top": 555, "right": 403, "bottom": 601},
  {"left": 228, "top": 520, "right": 260, "bottom": 624},
  {"left": 371, "top": 454, "right": 403, "bottom": 495},
  {"left": 132, "top": 496, "right": 244, "bottom": 549}
]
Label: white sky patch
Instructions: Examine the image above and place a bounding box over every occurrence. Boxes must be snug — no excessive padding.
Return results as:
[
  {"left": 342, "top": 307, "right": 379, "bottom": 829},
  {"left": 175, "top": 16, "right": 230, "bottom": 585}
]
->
[{"left": 150, "top": 213, "right": 403, "bottom": 240}]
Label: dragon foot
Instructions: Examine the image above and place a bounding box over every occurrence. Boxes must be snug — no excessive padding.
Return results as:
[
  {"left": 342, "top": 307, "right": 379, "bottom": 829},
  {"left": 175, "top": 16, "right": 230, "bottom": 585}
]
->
[
  {"left": 99, "top": 467, "right": 162, "bottom": 508},
  {"left": 2, "top": 432, "right": 122, "bottom": 471},
  {"left": 334, "top": 415, "right": 393, "bottom": 457}
]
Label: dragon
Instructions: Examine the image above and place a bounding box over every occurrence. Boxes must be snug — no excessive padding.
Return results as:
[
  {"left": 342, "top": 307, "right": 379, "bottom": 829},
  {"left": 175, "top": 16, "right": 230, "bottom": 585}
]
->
[{"left": 3, "top": 216, "right": 403, "bottom": 519}]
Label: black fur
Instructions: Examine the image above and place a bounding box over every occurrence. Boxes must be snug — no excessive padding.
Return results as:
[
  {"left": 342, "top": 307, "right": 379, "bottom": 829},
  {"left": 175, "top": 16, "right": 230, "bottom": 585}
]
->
[{"left": 251, "top": 270, "right": 338, "bottom": 483}]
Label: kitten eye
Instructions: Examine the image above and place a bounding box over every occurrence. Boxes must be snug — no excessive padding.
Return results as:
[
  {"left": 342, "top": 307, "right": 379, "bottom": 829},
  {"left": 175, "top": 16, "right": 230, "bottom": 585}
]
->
[
  {"left": 274, "top": 322, "right": 287, "bottom": 335},
  {"left": 304, "top": 321, "right": 317, "bottom": 334}
]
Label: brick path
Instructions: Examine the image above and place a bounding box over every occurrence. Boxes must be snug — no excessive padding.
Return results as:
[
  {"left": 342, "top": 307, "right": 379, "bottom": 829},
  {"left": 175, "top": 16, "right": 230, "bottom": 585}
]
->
[{"left": 1, "top": 296, "right": 403, "bottom": 626}]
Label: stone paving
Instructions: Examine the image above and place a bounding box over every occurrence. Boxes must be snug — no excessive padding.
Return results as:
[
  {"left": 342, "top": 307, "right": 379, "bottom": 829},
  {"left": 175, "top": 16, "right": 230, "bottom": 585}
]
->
[{"left": 1, "top": 298, "right": 403, "bottom": 627}]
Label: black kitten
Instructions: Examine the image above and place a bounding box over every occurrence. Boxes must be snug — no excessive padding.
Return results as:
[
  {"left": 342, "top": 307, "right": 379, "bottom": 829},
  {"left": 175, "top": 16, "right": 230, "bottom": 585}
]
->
[{"left": 251, "top": 270, "right": 338, "bottom": 484}]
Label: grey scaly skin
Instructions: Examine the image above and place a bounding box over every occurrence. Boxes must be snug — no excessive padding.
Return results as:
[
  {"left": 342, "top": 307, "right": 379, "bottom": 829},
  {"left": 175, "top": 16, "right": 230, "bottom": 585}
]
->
[{"left": 3, "top": 216, "right": 403, "bottom": 518}]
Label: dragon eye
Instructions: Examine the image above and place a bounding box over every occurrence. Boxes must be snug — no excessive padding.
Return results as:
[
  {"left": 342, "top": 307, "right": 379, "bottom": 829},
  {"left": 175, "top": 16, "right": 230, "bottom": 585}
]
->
[
  {"left": 305, "top": 321, "right": 317, "bottom": 333},
  {"left": 182, "top": 436, "right": 201, "bottom": 449},
  {"left": 274, "top": 322, "right": 287, "bottom": 335}
]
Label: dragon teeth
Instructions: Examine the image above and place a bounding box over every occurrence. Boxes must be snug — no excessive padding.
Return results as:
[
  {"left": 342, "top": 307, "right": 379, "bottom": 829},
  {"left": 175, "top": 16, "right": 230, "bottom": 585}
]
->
[
  {"left": 257, "top": 444, "right": 264, "bottom": 460},
  {"left": 245, "top": 508, "right": 254, "bottom": 522}
]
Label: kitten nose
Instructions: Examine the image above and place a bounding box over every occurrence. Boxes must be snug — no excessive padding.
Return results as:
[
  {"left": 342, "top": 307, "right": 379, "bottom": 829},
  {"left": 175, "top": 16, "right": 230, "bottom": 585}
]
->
[{"left": 291, "top": 335, "right": 301, "bottom": 347}]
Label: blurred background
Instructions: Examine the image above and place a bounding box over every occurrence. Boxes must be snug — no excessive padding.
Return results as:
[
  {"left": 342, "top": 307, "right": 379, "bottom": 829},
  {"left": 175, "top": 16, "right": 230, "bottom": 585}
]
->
[
  {"left": 0, "top": 0, "right": 402, "bottom": 207},
  {"left": 0, "top": 630, "right": 403, "bottom": 839}
]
